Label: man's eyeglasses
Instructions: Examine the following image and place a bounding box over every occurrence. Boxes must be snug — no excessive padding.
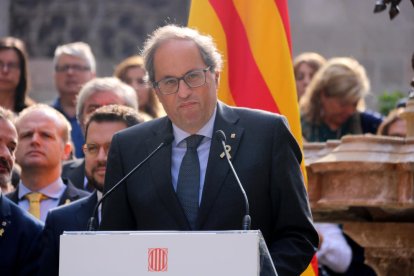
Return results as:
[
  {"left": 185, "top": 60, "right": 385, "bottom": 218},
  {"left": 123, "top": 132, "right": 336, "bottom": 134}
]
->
[
  {"left": 82, "top": 143, "right": 111, "bottom": 156},
  {"left": 153, "top": 67, "right": 211, "bottom": 95},
  {"left": 0, "top": 61, "right": 20, "bottom": 72},
  {"left": 55, "top": 64, "right": 91, "bottom": 73}
]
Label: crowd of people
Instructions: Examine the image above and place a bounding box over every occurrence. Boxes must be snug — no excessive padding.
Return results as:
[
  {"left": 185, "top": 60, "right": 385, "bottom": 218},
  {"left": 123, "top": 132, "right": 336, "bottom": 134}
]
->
[{"left": 0, "top": 25, "right": 412, "bottom": 276}]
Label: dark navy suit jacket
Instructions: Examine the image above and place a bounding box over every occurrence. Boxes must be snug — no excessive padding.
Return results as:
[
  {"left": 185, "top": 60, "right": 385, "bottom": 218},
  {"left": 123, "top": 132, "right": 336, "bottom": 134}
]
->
[
  {"left": 39, "top": 191, "right": 98, "bottom": 276},
  {"left": 0, "top": 193, "right": 43, "bottom": 276},
  {"left": 101, "top": 101, "right": 319, "bottom": 276}
]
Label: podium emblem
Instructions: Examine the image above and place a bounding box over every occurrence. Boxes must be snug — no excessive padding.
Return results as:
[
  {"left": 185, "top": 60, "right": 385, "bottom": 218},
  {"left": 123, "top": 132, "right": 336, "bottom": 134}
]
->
[{"left": 148, "top": 248, "right": 168, "bottom": 272}]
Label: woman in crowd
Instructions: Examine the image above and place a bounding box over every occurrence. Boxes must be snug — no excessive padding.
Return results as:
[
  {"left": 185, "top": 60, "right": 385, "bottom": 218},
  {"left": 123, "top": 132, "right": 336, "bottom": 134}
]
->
[
  {"left": 300, "top": 57, "right": 383, "bottom": 142},
  {"left": 114, "top": 55, "right": 164, "bottom": 119},
  {"left": 301, "top": 57, "right": 380, "bottom": 276},
  {"left": 0, "top": 37, "right": 35, "bottom": 113},
  {"left": 293, "top": 52, "right": 326, "bottom": 101}
]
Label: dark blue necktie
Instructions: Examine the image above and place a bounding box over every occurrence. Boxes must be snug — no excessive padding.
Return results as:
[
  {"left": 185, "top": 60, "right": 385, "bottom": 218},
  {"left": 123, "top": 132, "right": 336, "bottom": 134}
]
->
[{"left": 176, "top": 135, "right": 203, "bottom": 230}]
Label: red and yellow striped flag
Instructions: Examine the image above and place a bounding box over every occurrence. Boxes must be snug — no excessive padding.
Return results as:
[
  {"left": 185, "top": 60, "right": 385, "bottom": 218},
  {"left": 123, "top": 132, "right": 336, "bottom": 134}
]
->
[{"left": 188, "top": 1, "right": 318, "bottom": 275}]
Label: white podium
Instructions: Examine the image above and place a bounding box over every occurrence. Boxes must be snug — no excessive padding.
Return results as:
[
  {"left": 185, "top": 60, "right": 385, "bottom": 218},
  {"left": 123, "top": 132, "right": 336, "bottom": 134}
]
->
[{"left": 60, "top": 230, "right": 277, "bottom": 276}]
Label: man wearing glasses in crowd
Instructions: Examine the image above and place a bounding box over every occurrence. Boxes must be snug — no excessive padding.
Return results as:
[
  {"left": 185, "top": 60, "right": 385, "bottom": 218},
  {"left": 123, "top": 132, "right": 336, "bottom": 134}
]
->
[
  {"left": 100, "top": 25, "right": 318, "bottom": 276},
  {"left": 52, "top": 42, "right": 96, "bottom": 158}
]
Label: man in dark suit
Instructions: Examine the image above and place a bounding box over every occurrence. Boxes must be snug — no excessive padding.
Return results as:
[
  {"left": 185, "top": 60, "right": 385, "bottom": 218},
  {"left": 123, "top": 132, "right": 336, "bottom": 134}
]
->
[
  {"left": 6, "top": 104, "right": 88, "bottom": 222},
  {"left": 39, "top": 105, "right": 144, "bottom": 276},
  {"left": 61, "top": 77, "right": 140, "bottom": 191},
  {"left": 0, "top": 107, "right": 43, "bottom": 276},
  {"left": 100, "top": 25, "right": 319, "bottom": 276}
]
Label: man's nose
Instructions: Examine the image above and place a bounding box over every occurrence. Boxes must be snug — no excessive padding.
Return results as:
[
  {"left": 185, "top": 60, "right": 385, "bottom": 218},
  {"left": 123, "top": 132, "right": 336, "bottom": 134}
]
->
[
  {"left": 176, "top": 79, "right": 192, "bottom": 98},
  {"left": 96, "top": 146, "right": 107, "bottom": 160},
  {"left": 30, "top": 132, "right": 42, "bottom": 144}
]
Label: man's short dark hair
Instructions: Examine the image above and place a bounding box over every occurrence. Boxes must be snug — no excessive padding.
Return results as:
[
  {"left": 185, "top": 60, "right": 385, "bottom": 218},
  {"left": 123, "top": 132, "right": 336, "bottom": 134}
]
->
[{"left": 84, "top": 104, "right": 145, "bottom": 140}]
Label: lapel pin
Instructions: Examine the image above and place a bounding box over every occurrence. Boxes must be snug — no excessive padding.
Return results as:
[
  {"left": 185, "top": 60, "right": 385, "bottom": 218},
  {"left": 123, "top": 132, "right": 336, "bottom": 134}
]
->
[
  {"left": 220, "top": 145, "right": 232, "bottom": 159},
  {"left": 64, "top": 199, "right": 71, "bottom": 205},
  {"left": 231, "top": 133, "right": 236, "bottom": 139}
]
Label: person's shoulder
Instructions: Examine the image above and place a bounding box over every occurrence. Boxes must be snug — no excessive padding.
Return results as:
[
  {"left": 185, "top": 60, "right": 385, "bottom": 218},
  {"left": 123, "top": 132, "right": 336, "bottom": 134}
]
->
[
  {"left": 359, "top": 110, "right": 384, "bottom": 134},
  {"left": 229, "top": 106, "right": 289, "bottom": 130},
  {"left": 226, "top": 104, "right": 286, "bottom": 121},
  {"left": 360, "top": 110, "right": 383, "bottom": 122},
  {"left": 62, "top": 159, "right": 84, "bottom": 178},
  {"left": 62, "top": 178, "right": 90, "bottom": 199},
  {"left": 62, "top": 158, "right": 84, "bottom": 169},
  {"left": 3, "top": 196, "right": 43, "bottom": 231},
  {"left": 48, "top": 194, "right": 91, "bottom": 219},
  {"left": 114, "top": 116, "right": 169, "bottom": 139}
]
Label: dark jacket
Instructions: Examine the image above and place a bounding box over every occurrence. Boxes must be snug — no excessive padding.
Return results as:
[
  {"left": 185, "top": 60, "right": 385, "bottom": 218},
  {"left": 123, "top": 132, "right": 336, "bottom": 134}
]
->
[
  {"left": 0, "top": 193, "right": 43, "bottom": 276},
  {"left": 38, "top": 192, "right": 98, "bottom": 276},
  {"left": 101, "top": 101, "right": 319, "bottom": 276},
  {"left": 61, "top": 159, "right": 88, "bottom": 191}
]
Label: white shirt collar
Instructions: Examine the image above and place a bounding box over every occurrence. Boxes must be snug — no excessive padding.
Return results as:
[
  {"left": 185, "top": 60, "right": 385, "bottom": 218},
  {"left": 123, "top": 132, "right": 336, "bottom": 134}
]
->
[{"left": 172, "top": 106, "right": 217, "bottom": 146}]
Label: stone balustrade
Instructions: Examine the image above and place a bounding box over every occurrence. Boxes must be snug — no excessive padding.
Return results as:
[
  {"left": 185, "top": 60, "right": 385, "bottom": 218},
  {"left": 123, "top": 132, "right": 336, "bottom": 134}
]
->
[{"left": 305, "top": 134, "right": 414, "bottom": 276}]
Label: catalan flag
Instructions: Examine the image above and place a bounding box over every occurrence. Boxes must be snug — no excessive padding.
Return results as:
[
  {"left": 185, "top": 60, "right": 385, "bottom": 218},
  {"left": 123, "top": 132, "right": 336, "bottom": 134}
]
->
[{"left": 188, "top": 1, "right": 318, "bottom": 275}]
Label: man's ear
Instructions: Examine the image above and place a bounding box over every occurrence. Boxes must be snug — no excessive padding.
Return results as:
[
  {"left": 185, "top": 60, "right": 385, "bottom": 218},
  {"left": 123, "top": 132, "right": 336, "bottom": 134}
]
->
[
  {"left": 62, "top": 142, "right": 73, "bottom": 161},
  {"left": 214, "top": 71, "right": 220, "bottom": 86}
]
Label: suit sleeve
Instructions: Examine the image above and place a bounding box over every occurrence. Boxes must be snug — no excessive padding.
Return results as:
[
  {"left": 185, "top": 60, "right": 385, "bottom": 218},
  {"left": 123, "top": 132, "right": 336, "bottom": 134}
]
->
[
  {"left": 268, "top": 117, "right": 319, "bottom": 275},
  {"left": 100, "top": 133, "right": 136, "bottom": 230},
  {"left": 17, "top": 212, "right": 43, "bottom": 276},
  {"left": 38, "top": 211, "right": 60, "bottom": 276}
]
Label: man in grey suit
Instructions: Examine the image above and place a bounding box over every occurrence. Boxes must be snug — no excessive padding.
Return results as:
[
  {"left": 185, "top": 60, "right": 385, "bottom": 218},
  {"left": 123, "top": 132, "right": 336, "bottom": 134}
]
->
[{"left": 100, "top": 25, "right": 318, "bottom": 276}]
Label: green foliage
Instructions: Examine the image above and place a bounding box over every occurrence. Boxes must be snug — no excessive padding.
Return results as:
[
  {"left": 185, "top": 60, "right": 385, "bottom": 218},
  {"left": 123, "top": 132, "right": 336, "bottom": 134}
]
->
[{"left": 378, "top": 90, "right": 405, "bottom": 116}]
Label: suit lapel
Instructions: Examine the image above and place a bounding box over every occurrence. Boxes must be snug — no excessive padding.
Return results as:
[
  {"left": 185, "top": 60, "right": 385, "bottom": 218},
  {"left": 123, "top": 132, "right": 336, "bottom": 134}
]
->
[
  {"left": 148, "top": 118, "right": 190, "bottom": 229},
  {"left": 198, "top": 102, "right": 244, "bottom": 228}
]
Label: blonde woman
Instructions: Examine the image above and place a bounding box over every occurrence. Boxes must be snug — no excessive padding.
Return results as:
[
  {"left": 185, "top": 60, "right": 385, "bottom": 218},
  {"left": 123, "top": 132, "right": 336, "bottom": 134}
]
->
[
  {"left": 114, "top": 55, "right": 164, "bottom": 119},
  {"left": 300, "top": 57, "right": 383, "bottom": 142}
]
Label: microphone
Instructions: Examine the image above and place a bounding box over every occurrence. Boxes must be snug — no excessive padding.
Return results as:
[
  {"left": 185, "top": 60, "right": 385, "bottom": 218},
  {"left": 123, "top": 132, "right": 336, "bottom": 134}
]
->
[
  {"left": 87, "top": 134, "right": 174, "bottom": 231},
  {"left": 215, "top": 130, "right": 251, "bottom": 231}
]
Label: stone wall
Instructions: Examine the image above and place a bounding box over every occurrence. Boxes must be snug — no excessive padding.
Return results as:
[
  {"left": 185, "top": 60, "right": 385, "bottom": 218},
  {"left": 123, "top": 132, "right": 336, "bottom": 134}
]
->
[
  {"left": 6, "top": 0, "right": 190, "bottom": 102},
  {"left": 10, "top": 0, "right": 189, "bottom": 59}
]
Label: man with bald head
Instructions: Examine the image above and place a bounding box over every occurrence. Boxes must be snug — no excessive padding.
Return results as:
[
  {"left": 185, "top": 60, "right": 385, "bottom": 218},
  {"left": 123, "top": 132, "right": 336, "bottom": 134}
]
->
[{"left": 6, "top": 104, "right": 88, "bottom": 222}]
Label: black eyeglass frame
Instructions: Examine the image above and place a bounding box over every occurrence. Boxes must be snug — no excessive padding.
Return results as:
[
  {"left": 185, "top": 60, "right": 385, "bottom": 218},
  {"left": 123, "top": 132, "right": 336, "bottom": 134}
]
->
[{"left": 152, "top": 66, "right": 211, "bottom": 95}]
